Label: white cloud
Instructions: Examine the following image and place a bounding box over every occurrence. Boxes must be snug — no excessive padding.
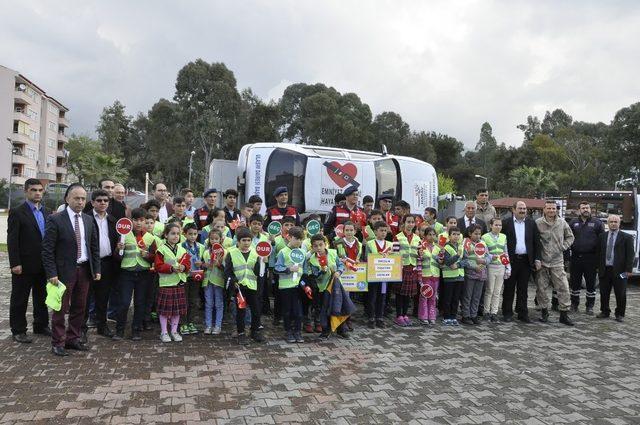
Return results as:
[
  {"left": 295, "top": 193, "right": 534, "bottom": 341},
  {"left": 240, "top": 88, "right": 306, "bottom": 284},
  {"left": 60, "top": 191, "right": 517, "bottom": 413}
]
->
[{"left": 1, "top": 0, "right": 639, "bottom": 150}]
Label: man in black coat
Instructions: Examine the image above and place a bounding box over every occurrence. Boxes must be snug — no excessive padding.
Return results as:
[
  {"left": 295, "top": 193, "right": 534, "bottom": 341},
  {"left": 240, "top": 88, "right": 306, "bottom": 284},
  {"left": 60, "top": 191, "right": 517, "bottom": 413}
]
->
[
  {"left": 42, "top": 183, "right": 101, "bottom": 356},
  {"left": 457, "top": 201, "right": 487, "bottom": 237},
  {"left": 501, "top": 200, "right": 539, "bottom": 322},
  {"left": 7, "top": 178, "right": 51, "bottom": 343},
  {"left": 596, "top": 214, "right": 635, "bottom": 322}
]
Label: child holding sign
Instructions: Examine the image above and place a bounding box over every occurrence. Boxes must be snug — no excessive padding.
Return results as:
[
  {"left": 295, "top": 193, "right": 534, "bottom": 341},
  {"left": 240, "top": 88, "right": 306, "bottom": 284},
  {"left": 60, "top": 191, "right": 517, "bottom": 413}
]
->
[
  {"left": 180, "top": 223, "right": 205, "bottom": 335},
  {"left": 202, "top": 229, "right": 225, "bottom": 334},
  {"left": 271, "top": 216, "right": 297, "bottom": 327},
  {"left": 304, "top": 234, "right": 346, "bottom": 339},
  {"left": 394, "top": 215, "right": 420, "bottom": 327},
  {"left": 154, "top": 223, "right": 191, "bottom": 343},
  {"left": 224, "top": 227, "right": 265, "bottom": 345},
  {"left": 274, "top": 226, "right": 305, "bottom": 343},
  {"left": 364, "top": 221, "right": 393, "bottom": 329},
  {"left": 440, "top": 227, "right": 465, "bottom": 326},
  {"left": 333, "top": 221, "right": 361, "bottom": 331},
  {"left": 482, "top": 218, "right": 511, "bottom": 323},
  {"left": 460, "top": 224, "right": 490, "bottom": 325},
  {"left": 417, "top": 226, "right": 440, "bottom": 325}
]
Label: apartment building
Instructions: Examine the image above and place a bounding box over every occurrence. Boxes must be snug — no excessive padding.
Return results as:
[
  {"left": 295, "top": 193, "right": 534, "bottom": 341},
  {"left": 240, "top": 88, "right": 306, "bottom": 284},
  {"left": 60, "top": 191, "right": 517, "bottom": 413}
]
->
[{"left": 0, "top": 65, "right": 69, "bottom": 187}]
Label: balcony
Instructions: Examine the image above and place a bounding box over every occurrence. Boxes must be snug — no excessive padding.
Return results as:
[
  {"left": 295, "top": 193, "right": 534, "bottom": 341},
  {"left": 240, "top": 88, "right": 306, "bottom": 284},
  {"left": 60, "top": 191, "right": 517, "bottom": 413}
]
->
[
  {"left": 11, "top": 131, "right": 31, "bottom": 145},
  {"left": 58, "top": 115, "right": 69, "bottom": 128},
  {"left": 57, "top": 131, "right": 68, "bottom": 142},
  {"left": 37, "top": 172, "right": 56, "bottom": 181},
  {"left": 12, "top": 153, "right": 28, "bottom": 165},
  {"left": 56, "top": 166, "right": 67, "bottom": 174},
  {"left": 14, "top": 90, "right": 33, "bottom": 105},
  {"left": 57, "top": 149, "right": 67, "bottom": 158},
  {"left": 13, "top": 110, "right": 34, "bottom": 124}
]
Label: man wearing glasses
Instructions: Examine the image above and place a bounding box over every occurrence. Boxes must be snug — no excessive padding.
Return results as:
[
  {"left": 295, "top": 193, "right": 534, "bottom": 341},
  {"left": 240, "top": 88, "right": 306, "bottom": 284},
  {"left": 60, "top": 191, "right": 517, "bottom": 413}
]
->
[
  {"left": 153, "top": 182, "right": 173, "bottom": 222},
  {"left": 82, "top": 189, "right": 121, "bottom": 339}
]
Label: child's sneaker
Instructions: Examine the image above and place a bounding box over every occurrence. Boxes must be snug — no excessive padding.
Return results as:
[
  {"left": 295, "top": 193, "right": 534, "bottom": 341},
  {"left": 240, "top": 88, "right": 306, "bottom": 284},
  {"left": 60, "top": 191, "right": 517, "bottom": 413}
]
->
[
  {"left": 203, "top": 327, "right": 212, "bottom": 335},
  {"left": 451, "top": 319, "right": 459, "bottom": 326},
  {"left": 420, "top": 319, "right": 430, "bottom": 325},
  {"left": 160, "top": 333, "right": 171, "bottom": 343},
  {"left": 212, "top": 326, "right": 222, "bottom": 335},
  {"left": 461, "top": 317, "right": 474, "bottom": 325},
  {"left": 295, "top": 333, "right": 304, "bottom": 343},
  {"left": 394, "top": 316, "right": 406, "bottom": 327},
  {"left": 171, "top": 332, "right": 183, "bottom": 342},
  {"left": 304, "top": 324, "right": 314, "bottom": 333},
  {"left": 286, "top": 332, "right": 296, "bottom": 343},
  {"left": 403, "top": 316, "right": 413, "bottom": 326},
  {"left": 429, "top": 319, "right": 437, "bottom": 325},
  {"left": 188, "top": 323, "right": 198, "bottom": 334},
  {"left": 442, "top": 319, "right": 451, "bottom": 326},
  {"left": 179, "top": 324, "right": 189, "bottom": 335}
]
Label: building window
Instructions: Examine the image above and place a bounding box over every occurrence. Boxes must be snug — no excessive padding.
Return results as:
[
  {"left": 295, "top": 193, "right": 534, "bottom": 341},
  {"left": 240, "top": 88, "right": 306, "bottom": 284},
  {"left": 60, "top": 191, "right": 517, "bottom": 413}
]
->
[
  {"left": 48, "top": 103, "right": 59, "bottom": 115},
  {"left": 28, "top": 108, "right": 38, "bottom": 120},
  {"left": 29, "top": 129, "right": 38, "bottom": 141},
  {"left": 48, "top": 138, "right": 55, "bottom": 148},
  {"left": 48, "top": 121, "right": 56, "bottom": 130},
  {"left": 26, "top": 168, "right": 36, "bottom": 178},
  {"left": 26, "top": 147, "right": 37, "bottom": 160},
  {"left": 47, "top": 155, "right": 54, "bottom": 167}
]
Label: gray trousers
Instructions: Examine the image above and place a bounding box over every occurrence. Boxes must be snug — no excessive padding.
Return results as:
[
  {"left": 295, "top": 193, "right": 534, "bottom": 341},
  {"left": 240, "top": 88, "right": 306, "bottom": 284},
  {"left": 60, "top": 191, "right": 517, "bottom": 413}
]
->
[{"left": 461, "top": 278, "right": 485, "bottom": 318}]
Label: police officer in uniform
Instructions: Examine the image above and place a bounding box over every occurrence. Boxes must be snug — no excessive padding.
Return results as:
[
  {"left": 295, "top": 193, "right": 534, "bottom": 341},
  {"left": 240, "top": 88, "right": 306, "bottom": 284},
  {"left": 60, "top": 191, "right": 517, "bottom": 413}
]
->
[
  {"left": 568, "top": 201, "right": 604, "bottom": 314},
  {"left": 264, "top": 187, "right": 301, "bottom": 227},
  {"left": 323, "top": 186, "right": 364, "bottom": 237}
]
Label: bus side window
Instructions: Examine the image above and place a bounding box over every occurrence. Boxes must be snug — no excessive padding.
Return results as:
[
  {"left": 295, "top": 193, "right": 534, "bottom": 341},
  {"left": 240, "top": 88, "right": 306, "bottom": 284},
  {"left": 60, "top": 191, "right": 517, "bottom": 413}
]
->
[
  {"left": 375, "top": 159, "right": 401, "bottom": 200},
  {"left": 265, "top": 148, "right": 307, "bottom": 212}
]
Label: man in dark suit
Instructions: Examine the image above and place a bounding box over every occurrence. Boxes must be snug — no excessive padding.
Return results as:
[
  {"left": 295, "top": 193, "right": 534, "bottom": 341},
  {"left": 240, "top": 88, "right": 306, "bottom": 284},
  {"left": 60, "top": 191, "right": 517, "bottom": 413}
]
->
[
  {"left": 8, "top": 178, "right": 51, "bottom": 343},
  {"left": 82, "top": 189, "right": 121, "bottom": 339},
  {"left": 457, "top": 201, "right": 487, "bottom": 237},
  {"left": 596, "top": 214, "right": 635, "bottom": 322},
  {"left": 501, "top": 200, "right": 538, "bottom": 322},
  {"left": 42, "top": 183, "right": 101, "bottom": 356}
]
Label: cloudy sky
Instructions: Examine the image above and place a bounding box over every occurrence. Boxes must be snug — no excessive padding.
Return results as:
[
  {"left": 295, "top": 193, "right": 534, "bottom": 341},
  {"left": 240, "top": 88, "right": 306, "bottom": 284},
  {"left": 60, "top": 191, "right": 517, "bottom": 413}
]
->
[{"left": 2, "top": 1, "right": 639, "bottom": 149}]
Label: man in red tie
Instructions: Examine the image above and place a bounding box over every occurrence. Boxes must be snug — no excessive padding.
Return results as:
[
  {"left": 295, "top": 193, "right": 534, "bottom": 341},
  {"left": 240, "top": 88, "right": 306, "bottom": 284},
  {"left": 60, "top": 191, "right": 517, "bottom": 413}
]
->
[{"left": 42, "top": 184, "right": 101, "bottom": 356}]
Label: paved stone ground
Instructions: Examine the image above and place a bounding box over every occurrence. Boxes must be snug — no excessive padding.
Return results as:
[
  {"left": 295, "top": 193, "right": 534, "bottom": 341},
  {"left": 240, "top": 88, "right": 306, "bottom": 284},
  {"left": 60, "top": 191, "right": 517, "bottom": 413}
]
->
[{"left": 1, "top": 252, "right": 640, "bottom": 424}]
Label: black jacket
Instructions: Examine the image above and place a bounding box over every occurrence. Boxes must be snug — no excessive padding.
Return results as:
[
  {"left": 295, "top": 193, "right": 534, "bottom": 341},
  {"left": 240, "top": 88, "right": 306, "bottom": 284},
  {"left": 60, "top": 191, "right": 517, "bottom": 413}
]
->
[
  {"left": 597, "top": 230, "right": 635, "bottom": 277},
  {"left": 42, "top": 209, "right": 101, "bottom": 283},
  {"left": 90, "top": 211, "right": 120, "bottom": 259},
  {"left": 457, "top": 215, "right": 487, "bottom": 237},
  {"left": 569, "top": 217, "right": 604, "bottom": 255},
  {"left": 7, "top": 202, "right": 50, "bottom": 273},
  {"left": 502, "top": 213, "right": 538, "bottom": 269}
]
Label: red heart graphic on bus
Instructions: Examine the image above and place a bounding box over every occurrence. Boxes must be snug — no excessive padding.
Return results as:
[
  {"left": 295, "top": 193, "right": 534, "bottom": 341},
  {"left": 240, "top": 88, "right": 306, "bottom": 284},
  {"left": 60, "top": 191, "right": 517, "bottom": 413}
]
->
[{"left": 326, "top": 162, "right": 358, "bottom": 188}]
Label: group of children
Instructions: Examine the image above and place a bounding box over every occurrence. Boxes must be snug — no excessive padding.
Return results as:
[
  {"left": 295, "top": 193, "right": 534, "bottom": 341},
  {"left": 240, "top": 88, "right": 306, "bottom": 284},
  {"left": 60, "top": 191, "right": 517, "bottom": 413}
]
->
[{"left": 112, "top": 192, "right": 512, "bottom": 345}]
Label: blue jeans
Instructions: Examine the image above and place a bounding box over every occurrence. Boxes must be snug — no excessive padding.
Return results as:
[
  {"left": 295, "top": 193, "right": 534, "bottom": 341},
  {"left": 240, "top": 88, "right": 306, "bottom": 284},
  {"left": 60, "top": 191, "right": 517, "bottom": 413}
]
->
[
  {"left": 203, "top": 285, "right": 224, "bottom": 328},
  {"left": 116, "top": 270, "right": 150, "bottom": 333}
]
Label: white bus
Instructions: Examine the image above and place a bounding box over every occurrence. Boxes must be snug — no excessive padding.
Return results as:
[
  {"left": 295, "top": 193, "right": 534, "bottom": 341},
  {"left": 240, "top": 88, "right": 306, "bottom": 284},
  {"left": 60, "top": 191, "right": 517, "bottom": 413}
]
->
[{"left": 209, "top": 143, "right": 438, "bottom": 215}]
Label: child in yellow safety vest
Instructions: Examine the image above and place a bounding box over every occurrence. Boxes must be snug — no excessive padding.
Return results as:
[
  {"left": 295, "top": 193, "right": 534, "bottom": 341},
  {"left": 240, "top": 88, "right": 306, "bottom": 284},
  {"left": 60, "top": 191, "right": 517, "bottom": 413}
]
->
[
  {"left": 440, "top": 227, "right": 465, "bottom": 326},
  {"left": 334, "top": 221, "right": 362, "bottom": 332},
  {"left": 223, "top": 227, "right": 266, "bottom": 345},
  {"left": 364, "top": 221, "right": 393, "bottom": 329},
  {"left": 247, "top": 214, "right": 271, "bottom": 318},
  {"left": 460, "top": 224, "right": 491, "bottom": 325},
  {"left": 393, "top": 215, "right": 420, "bottom": 327},
  {"left": 271, "top": 216, "right": 297, "bottom": 328},
  {"left": 180, "top": 223, "right": 205, "bottom": 335},
  {"left": 154, "top": 223, "right": 191, "bottom": 343},
  {"left": 201, "top": 229, "right": 226, "bottom": 334},
  {"left": 303, "top": 233, "right": 346, "bottom": 339},
  {"left": 274, "top": 226, "right": 305, "bottom": 343},
  {"left": 482, "top": 218, "right": 511, "bottom": 322},
  {"left": 417, "top": 225, "right": 440, "bottom": 325}
]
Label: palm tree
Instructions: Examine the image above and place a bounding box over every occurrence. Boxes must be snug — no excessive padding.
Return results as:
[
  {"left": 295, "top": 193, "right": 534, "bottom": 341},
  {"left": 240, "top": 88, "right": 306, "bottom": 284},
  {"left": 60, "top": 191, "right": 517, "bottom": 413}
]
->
[{"left": 508, "top": 166, "right": 558, "bottom": 198}]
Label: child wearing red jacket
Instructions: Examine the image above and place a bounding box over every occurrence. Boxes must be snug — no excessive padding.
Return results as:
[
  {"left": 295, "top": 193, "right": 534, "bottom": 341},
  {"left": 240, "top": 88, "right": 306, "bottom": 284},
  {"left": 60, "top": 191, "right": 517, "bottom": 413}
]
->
[{"left": 154, "top": 223, "right": 191, "bottom": 343}]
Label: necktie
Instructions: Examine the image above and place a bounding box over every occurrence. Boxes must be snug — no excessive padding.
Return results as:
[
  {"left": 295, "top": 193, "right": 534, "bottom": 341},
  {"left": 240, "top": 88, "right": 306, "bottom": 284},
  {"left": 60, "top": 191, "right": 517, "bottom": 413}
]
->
[
  {"left": 606, "top": 232, "right": 615, "bottom": 264},
  {"left": 74, "top": 213, "right": 82, "bottom": 261}
]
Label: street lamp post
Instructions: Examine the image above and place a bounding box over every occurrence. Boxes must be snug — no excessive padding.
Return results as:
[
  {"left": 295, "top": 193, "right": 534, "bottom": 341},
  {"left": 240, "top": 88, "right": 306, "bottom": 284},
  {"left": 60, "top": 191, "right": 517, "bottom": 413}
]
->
[
  {"left": 474, "top": 174, "right": 488, "bottom": 190},
  {"left": 188, "top": 151, "right": 195, "bottom": 188},
  {"left": 6, "top": 138, "right": 15, "bottom": 210}
]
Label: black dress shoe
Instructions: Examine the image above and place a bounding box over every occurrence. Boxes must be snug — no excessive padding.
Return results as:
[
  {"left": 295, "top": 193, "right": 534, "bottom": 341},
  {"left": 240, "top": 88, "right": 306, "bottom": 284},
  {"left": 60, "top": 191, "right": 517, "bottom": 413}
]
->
[
  {"left": 13, "top": 333, "right": 33, "bottom": 343},
  {"left": 97, "top": 327, "right": 115, "bottom": 338},
  {"left": 518, "top": 316, "right": 532, "bottom": 324},
  {"left": 80, "top": 330, "right": 88, "bottom": 344},
  {"left": 502, "top": 316, "right": 513, "bottom": 323},
  {"left": 52, "top": 346, "right": 69, "bottom": 356},
  {"left": 615, "top": 315, "right": 624, "bottom": 323},
  {"left": 34, "top": 327, "right": 52, "bottom": 336},
  {"left": 596, "top": 312, "right": 610, "bottom": 319},
  {"left": 65, "top": 340, "right": 89, "bottom": 351}
]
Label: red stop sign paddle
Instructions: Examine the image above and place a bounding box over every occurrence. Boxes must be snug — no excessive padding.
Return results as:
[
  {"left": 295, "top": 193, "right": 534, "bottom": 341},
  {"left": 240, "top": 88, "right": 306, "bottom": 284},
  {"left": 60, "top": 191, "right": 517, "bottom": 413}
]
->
[
  {"left": 211, "top": 243, "right": 225, "bottom": 260},
  {"left": 474, "top": 243, "right": 487, "bottom": 257},
  {"left": 116, "top": 218, "right": 133, "bottom": 235},
  {"left": 255, "top": 241, "right": 272, "bottom": 258},
  {"left": 421, "top": 283, "right": 434, "bottom": 299},
  {"left": 335, "top": 224, "right": 345, "bottom": 238}
]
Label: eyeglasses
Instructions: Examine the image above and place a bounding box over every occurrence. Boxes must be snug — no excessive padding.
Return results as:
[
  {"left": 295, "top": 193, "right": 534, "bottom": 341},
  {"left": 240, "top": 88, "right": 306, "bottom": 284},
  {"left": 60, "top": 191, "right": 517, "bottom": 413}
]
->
[{"left": 95, "top": 199, "right": 109, "bottom": 203}]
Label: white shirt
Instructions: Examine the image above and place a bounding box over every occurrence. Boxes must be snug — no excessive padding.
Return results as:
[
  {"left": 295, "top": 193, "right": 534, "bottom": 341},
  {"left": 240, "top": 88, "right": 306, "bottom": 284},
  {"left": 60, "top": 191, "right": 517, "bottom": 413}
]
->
[
  {"left": 514, "top": 216, "right": 527, "bottom": 255},
  {"left": 67, "top": 207, "right": 88, "bottom": 263},
  {"left": 465, "top": 216, "right": 475, "bottom": 228},
  {"left": 159, "top": 204, "right": 169, "bottom": 223},
  {"left": 93, "top": 210, "right": 112, "bottom": 258}
]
